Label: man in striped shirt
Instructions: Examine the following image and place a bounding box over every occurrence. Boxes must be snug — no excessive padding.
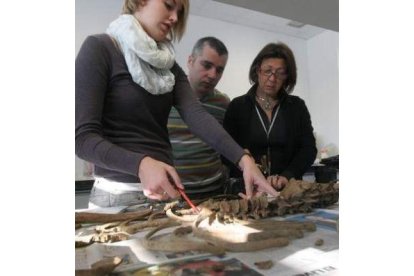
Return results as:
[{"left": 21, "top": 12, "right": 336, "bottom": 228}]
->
[{"left": 168, "top": 37, "right": 230, "bottom": 199}]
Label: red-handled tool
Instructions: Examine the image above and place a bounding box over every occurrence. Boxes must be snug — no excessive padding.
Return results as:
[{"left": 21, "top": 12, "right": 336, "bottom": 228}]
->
[
  {"left": 177, "top": 187, "right": 200, "bottom": 214},
  {"left": 167, "top": 174, "right": 200, "bottom": 214}
]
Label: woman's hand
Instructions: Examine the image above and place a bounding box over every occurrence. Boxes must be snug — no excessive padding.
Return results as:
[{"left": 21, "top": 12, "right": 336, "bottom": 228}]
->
[
  {"left": 138, "top": 156, "right": 183, "bottom": 201},
  {"left": 238, "top": 154, "right": 279, "bottom": 199},
  {"left": 267, "top": 175, "right": 288, "bottom": 191}
]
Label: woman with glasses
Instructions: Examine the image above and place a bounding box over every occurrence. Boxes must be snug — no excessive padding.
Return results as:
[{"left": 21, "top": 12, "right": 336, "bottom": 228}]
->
[{"left": 223, "top": 42, "right": 317, "bottom": 191}]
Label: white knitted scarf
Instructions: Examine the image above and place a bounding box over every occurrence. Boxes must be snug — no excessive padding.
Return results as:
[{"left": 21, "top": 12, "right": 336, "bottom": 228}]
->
[{"left": 106, "top": 14, "right": 175, "bottom": 95}]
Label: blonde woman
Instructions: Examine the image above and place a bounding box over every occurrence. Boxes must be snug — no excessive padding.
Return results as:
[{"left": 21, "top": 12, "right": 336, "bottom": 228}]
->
[{"left": 75, "top": 0, "right": 278, "bottom": 208}]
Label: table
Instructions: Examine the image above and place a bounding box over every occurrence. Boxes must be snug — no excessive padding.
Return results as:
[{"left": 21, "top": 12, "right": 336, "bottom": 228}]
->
[{"left": 75, "top": 205, "right": 339, "bottom": 276}]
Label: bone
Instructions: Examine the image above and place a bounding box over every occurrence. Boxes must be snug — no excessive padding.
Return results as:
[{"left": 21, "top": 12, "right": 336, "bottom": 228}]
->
[{"left": 75, "top": 208, "right": 152, "bottom": 223}]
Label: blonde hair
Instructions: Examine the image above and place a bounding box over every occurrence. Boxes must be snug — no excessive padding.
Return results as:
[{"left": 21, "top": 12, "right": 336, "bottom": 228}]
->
[{"left": 122, "top": 0, "right": 189, "bottom": 42}]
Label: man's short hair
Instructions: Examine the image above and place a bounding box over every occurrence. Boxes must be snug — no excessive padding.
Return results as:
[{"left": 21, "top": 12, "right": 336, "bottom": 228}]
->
[{"left": 191, "top": 36, "right": 228, "bottom": 57}]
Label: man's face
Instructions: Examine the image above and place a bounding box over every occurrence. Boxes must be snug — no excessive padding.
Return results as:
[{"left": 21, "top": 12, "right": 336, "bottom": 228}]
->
[{"left": 187, "top": 44, "right": 228, "bottom": 96}]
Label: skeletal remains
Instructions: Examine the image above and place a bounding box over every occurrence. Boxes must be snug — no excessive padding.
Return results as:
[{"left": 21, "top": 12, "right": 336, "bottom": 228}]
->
[{"left": 75, "top": 179, "right": 338, "bottom": 253}]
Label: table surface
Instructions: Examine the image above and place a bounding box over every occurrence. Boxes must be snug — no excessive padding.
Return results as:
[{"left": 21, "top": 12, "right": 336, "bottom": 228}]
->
[{"left": 76, "top": 204, "right": 339, "bottom": 276}]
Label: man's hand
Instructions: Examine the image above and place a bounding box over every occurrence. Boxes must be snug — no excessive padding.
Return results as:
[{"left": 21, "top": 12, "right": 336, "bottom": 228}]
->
[
  {"left": 267, "top": 175, "right": 288, "bottom": 191},
  {"left": 138, "top": 156, "right": 183, "bottom": 200},
  {"left": 238, "top": 154, "right": 279, "bottom": 199}
]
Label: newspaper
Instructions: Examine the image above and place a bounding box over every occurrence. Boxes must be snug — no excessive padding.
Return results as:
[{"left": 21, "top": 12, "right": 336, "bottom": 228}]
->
[
  {"left": 286, "top": 208, "right": 339, "bottom": 232},
  {"left": 228, "top": 227, "right": 339, "bottom": 276},
  {"left": 75, "top": 229, "right": 212, "bottom": 272},
  {"left": 112, "top": 256, "right": 263, "bottom": 276},
  {"left": 75, "top": 206, "right": 339, "bottom": 275},
  {"left": 226, "top": 207, "right": 339, "bottom": 275}
]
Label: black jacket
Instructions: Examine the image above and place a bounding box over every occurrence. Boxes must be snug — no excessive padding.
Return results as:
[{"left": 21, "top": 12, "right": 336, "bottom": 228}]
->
[{"left": 223, "top": 85, "right": 317, "bottom": 180}]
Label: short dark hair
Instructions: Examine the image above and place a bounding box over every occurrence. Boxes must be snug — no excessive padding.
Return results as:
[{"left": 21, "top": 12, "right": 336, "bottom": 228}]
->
[
  {"left": 191, "top": 36, "right": 228, "bottom": 57},
  {"left": 249, "top": 42, "right": 297, "bottom": 94}
]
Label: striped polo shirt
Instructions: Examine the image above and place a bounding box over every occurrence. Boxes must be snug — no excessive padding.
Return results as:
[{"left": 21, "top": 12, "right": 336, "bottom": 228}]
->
[{"left": 167, "top": 89, "right": 230, "bottom": 195}]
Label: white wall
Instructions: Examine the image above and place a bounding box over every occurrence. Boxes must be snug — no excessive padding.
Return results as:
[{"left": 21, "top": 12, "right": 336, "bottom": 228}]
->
[
  {"left": 173, "top": 15, "right": 309, "bottom": 101},
  {"left": 306, "top": 31, "right": 339, "bottom": 156},
  {"left": 75, "top": 0, "right": 123, "bottom": 55},
  {"left": 75, "top": 0, "right": 338, "bottom": 179},
  {"left": 75, "top": 2, "right": 309, "bottom": 101},
  {"left": 75, "top": 0, "right": 123, "bottom": 180}
]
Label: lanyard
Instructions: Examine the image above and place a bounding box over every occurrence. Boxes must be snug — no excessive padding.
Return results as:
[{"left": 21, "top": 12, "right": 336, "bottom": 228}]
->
[
  {"left": 255, "top": 104, "right": 281, "bottom": 175},
  {"left": 255, "top": 104, "right": 280, "bottom": 139}
]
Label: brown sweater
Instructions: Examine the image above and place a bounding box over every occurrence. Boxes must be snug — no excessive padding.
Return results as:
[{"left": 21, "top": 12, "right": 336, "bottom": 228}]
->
[{"left": 75, "top": 34, "right": 243, "bottom": 182}]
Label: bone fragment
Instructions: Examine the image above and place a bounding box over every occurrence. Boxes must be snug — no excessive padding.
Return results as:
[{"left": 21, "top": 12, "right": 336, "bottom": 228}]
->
[
  {"left": 75, "top": 256, "right": 122, "bottom": 276},
  {"left": 75, "top": 208, "right": 152, "bottom": 223}
]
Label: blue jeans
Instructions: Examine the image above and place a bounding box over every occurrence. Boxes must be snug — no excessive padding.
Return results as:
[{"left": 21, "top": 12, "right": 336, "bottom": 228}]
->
[{"left": 88, "top": 177, "right": 148, "bottom": 208}]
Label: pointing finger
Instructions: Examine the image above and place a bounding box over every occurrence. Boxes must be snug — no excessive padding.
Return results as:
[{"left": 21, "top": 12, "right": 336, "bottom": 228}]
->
[
  {"left": 166, "top": 167, "right": 184, "bottom": 190},
  {"left": 258, "top": 178, "right": 279, "bottom": 197}
]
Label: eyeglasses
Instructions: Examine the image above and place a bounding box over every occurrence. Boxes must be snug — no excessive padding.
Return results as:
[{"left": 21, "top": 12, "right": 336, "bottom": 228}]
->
[{"left": 259, "top": 68, "right": 288, "bottom": 80}]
